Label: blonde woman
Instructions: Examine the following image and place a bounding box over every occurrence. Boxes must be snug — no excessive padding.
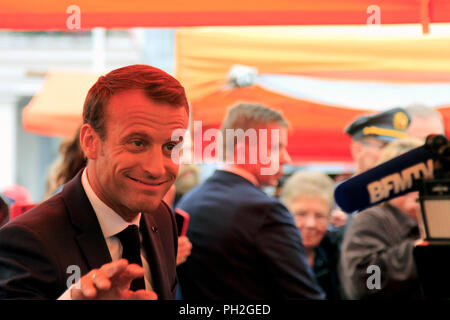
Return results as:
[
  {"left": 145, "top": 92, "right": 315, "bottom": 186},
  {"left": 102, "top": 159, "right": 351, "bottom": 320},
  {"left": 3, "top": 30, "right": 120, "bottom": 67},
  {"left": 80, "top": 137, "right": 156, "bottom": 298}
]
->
[{"left": 280, "top": 170, "right": 341, "bottom": 299}]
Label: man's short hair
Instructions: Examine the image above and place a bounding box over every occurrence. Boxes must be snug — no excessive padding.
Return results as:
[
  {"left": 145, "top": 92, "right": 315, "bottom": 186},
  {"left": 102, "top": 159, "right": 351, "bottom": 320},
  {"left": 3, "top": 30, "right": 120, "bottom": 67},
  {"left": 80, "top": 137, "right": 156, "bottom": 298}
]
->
[
  {"left": 83, "top": 64, "right": 189, "bottom": 140},
  {"left": 404, "top": 104, "right": 444, "bottom": 125},
  {"left": 220, "top": 103, "right": 288, "bottom": 153}
]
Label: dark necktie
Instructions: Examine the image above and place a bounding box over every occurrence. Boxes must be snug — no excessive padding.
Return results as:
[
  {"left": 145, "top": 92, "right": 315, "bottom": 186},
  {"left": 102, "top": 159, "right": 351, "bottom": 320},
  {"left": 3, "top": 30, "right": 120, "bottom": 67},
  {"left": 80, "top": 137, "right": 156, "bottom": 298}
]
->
[{"left": 116, "top": 225, "right": 146, "bottom": 291}]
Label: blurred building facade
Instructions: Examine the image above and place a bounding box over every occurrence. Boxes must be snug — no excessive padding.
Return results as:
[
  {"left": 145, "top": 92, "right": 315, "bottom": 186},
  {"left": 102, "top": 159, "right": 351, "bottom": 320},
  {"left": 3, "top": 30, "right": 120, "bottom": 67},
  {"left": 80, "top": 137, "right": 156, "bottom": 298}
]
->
[{"left": 0, "top": 29, "right": 175, "bottom": 201}]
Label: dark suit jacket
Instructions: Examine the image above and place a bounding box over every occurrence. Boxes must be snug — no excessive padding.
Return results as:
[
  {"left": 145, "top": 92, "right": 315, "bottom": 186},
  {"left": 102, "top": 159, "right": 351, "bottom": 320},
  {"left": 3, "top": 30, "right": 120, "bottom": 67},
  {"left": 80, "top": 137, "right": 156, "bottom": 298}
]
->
[
  {"left": 0, "top": 171, "right": 178, "bottom": 300},
  {"left": 176, "top": 170, "right": 325, "bottom": 300},
  {"left": 313, "top": 232, "right": 342, "bottom": 300}
]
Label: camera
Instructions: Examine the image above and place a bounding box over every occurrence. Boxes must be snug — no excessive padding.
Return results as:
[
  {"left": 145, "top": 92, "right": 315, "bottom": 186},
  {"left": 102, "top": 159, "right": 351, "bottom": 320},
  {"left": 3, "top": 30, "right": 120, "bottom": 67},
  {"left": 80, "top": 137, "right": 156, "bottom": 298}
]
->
[
  {"left": 415, "top": 134, "right": 450, "bottom": 241},
  {"left": 412, "top": 134, "right": 450, "bottom": 299}
]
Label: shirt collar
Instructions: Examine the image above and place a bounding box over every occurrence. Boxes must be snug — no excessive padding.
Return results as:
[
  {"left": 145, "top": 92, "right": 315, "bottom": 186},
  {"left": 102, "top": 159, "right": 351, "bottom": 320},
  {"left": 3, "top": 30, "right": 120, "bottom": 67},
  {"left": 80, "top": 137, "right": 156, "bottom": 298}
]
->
[
  {"left": 220, "top": 164, "right": 259, "bottom": 187},
  {"left": 81, "top": 168, "right": 141, "bottom": 238}
]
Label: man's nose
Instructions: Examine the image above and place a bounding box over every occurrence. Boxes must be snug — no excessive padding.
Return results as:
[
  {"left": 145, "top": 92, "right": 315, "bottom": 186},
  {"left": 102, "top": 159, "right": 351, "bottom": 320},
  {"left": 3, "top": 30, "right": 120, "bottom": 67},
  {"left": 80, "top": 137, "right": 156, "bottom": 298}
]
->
[
  {"left": 305, "top": 214, "right": 316, "bottom": 228},
  {"left": 142, "top": 146, "right": 166, "bottom": 178}
]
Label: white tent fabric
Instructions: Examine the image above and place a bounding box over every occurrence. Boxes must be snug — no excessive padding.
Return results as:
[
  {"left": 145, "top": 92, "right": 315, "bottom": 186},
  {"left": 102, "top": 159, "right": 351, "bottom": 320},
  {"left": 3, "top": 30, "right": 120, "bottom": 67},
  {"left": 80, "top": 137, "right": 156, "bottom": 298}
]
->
[{"left": 256, "top": 74, "right": 450, "bottom": 110}]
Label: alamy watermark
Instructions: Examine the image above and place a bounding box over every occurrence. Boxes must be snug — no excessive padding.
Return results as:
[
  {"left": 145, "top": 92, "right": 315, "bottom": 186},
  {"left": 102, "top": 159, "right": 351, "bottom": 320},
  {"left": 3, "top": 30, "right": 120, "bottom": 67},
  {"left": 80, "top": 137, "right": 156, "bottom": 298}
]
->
[
  {"left": 66, "top": 5, "right": 81, "bottom": 30},
  {"left": 366, "top": 265, "right": 381, "bottom": 290},
  {"left": 66, "top": 265, "right": 81, "bottom": 289},
  {"left": 171, "top": 121, "right": 282, "bottom": 176},
  {"left": 366, "top": 5, "right": 381, "bottom": 25}
]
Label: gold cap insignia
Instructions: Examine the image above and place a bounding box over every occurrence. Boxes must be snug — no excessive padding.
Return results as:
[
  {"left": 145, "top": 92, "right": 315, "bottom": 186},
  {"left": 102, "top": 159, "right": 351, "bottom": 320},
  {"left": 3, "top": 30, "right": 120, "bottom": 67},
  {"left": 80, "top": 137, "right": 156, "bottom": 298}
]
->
[{"left": 393, "top": 112, "right": 409, "bottom": 130}]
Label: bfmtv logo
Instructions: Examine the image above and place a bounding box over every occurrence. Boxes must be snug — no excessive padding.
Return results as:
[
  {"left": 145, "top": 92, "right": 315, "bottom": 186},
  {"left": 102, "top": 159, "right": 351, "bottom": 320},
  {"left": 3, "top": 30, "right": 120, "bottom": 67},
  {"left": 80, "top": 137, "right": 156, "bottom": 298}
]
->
[{"left": 367, "top": 160, "right": 434, "bottom": 204}]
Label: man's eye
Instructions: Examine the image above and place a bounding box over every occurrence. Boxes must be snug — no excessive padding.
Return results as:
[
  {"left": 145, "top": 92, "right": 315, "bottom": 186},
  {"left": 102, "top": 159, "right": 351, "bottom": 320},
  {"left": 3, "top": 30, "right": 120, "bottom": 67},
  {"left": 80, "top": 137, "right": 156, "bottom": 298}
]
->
[
  {"left": 130, "top": 140, "right": 144, "bottom": 147},
  {"left": 165, "top": 143, "right": 176, "bottom": 151}
]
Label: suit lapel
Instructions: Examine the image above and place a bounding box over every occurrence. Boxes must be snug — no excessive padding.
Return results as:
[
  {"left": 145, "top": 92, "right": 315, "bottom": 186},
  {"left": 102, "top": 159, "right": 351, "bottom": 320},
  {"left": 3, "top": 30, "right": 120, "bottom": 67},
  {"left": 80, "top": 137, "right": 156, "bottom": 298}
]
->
[
  {"left": 140, "top": 211, "right": 169, "bottom": 298},
  {"left": 62, "top": 170, "right": 112, "bottom": 270},
  {"left": 75, "top": 230, "right": 112, "bottom": 270}
]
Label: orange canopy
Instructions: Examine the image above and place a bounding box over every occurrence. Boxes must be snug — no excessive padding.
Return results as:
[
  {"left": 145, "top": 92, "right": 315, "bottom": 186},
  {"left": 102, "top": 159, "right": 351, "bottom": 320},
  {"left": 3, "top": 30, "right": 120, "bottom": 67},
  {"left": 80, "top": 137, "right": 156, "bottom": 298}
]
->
[
  {"left": 22, "top": 70, "right": 99, "bottom": 138},
  {"left": 175, "top": 26, "right": 450, "bottom": 165},
  {"left": 22, "top": 25, "right": 450, "bottom": 166},
  {"left": 1, "top": 0, "right": 449, "bottom": 30},
  {"left": 175, "top": 25, "right": 450, "bottom": 102}
]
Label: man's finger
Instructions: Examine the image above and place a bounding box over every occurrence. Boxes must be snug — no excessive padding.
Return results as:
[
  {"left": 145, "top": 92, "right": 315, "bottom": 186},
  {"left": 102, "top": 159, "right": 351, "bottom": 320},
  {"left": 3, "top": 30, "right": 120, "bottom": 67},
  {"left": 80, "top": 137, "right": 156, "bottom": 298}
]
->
[
  {"left": 99, "top": 258, "right": 129, "bottom": 279},
  {"left": 128, "top": 289, "right": 158, "bottom": 300},
  {"left": 71, "top": 260, "right": 129, "bottom": 300},
  {"left": 114, "top": 263, "right": 145, "bottom": 288},
  {"left": 91, "top": 270, "right": 111, "bottom": 291},
  {"left": 79, "top": 271, "right": 98, "bottom": 299}
]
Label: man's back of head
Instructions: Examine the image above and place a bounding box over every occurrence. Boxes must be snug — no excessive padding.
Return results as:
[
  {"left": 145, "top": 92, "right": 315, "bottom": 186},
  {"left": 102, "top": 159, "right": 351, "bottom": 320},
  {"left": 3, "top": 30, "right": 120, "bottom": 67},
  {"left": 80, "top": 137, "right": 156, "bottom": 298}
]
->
[{"left": 220, "top": 103, "right": 291, "bottom": 187}]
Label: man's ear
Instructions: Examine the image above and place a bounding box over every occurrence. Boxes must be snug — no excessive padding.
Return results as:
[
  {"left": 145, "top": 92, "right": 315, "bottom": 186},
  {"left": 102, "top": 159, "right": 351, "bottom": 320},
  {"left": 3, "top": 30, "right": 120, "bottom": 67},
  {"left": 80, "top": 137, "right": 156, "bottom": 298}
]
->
[{"left": 80, "top": 123, "right": 101, "bottom": 160}]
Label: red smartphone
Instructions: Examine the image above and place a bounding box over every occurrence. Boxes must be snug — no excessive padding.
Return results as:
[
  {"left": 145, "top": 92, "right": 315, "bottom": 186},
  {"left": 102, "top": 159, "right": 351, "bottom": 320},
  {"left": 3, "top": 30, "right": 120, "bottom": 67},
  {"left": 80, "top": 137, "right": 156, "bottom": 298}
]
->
[{"left": 174, "top": 208, "right": 190, "bottom": 237}]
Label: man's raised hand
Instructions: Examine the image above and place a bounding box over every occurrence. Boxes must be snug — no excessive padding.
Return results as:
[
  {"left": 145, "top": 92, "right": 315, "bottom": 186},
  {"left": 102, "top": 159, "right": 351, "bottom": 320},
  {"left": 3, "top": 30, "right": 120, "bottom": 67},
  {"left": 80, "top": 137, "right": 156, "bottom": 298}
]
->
[{"left": 71, "top": 259, "right": 157, "bottom": 300}]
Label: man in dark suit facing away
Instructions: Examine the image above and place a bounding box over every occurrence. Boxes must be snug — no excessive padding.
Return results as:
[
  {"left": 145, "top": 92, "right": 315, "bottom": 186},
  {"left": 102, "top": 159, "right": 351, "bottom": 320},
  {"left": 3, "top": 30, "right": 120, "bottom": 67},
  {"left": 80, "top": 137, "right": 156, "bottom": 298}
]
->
[
  {"left": 0, "top": 64, "right": 189, "bottom": 300},
  {"left": 176, "top": 103, "right": 325, "bottom": 299}
]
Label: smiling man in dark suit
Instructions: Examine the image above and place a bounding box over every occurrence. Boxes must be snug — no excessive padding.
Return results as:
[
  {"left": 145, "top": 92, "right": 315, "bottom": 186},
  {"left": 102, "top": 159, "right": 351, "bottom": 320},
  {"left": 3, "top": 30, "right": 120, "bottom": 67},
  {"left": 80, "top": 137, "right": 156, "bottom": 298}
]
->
[{"left": 0, "top": 64, "right": 189, "bottom": 300}]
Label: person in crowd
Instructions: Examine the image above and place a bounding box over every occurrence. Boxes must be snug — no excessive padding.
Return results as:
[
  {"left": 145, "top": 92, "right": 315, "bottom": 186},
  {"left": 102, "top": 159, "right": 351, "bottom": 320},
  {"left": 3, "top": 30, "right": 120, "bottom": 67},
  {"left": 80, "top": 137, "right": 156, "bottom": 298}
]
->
[
  {"left": 44, "top": 126, "right": 86, "bottom": 199},
  {"left": 162, "top": 184, "right": 192, "bottom": 267},
  {"left": 0, "top": 64, "right": 189, "bottom": 300},
  {"left": 280, "top": 170, "right": 342, "bottom": 299},
  {"left": 0, "top": 195, "right": 9, "bottom": 228},
  {"left": 346, "top": 107, "right": 411, "bottom": 176},
  {"left": 173, "top": 164, "right": 201, "bottom": 207},
  {"left": 176, "top": 103, "right": 324, "bottom": 300},
  {"left": 339, "top": 137, "right": 424, "bottom": 299},
  {"left": 2, "top": 185, "right": 34, "bottom": 221},
  {"left": 404, "top": 103, "right": 446, "bottom": 139},
  {"left": 329, "top": 108, "right": 412, "bottom": 240},
  {"left": 2, "top": 184, "right": 32, "bottom": 206}
]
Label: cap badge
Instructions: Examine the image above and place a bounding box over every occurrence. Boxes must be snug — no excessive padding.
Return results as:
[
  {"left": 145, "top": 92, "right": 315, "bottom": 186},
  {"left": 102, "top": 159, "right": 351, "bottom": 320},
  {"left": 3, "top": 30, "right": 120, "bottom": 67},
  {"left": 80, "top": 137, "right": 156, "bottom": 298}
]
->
[{"left": 393, "top": 112, "right": 409, "bottom": 130}]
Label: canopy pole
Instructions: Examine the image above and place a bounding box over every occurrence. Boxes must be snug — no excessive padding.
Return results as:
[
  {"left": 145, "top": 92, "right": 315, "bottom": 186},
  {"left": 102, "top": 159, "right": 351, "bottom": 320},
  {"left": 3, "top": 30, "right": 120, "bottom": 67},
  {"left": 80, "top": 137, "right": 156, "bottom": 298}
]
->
[
  {"left": 92, "top": 28, "right": 106, "bottom": 72},
  {"left": 421, "top": 0, "right": 431, "bottom": 34}
]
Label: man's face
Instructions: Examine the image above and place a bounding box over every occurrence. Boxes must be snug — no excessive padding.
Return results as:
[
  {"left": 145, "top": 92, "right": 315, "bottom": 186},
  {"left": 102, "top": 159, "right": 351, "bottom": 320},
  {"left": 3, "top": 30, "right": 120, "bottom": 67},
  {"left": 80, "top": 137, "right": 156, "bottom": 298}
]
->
[
  {"left": 244, "top": 124, "right": 291, "bottom": 187},
  {"left": 351, "top": 137, "right": 387, "bottom": 174},
  {"left": 407, "top": 116, "right": 445, "bottom": 140},
  {"left": 83, "top": 89, "right": 188, "bottom": 221}
]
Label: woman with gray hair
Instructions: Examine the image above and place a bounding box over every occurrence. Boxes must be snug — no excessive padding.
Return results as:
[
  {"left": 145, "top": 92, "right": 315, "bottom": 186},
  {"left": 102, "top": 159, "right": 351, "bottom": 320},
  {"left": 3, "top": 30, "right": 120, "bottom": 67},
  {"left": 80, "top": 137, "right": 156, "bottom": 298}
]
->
[{"left": 280, "top": 170, "right": 342, "bottom": 299}]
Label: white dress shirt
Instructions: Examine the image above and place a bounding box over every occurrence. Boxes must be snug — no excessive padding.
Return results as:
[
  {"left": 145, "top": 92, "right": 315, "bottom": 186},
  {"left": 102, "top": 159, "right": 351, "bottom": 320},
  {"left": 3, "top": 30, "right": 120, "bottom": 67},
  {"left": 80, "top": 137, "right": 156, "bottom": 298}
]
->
[{"left": 58, "top": 169, "right": 153, "bottom": 299}]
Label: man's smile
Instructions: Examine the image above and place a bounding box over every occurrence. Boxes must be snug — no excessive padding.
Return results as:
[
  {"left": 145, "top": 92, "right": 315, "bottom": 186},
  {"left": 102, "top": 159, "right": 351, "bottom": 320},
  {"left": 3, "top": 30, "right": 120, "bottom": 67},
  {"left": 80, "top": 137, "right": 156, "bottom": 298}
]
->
[{"left": 127, "top": 176, "right": 167, "bottom": 187}]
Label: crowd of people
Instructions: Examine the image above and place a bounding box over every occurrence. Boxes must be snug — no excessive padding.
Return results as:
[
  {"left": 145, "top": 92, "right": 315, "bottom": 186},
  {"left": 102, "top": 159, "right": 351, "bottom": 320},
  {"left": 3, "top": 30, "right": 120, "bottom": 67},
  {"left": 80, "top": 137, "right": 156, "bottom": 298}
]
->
[{"left": 0, "top": 64, "right": 447, "bottom": 300}]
